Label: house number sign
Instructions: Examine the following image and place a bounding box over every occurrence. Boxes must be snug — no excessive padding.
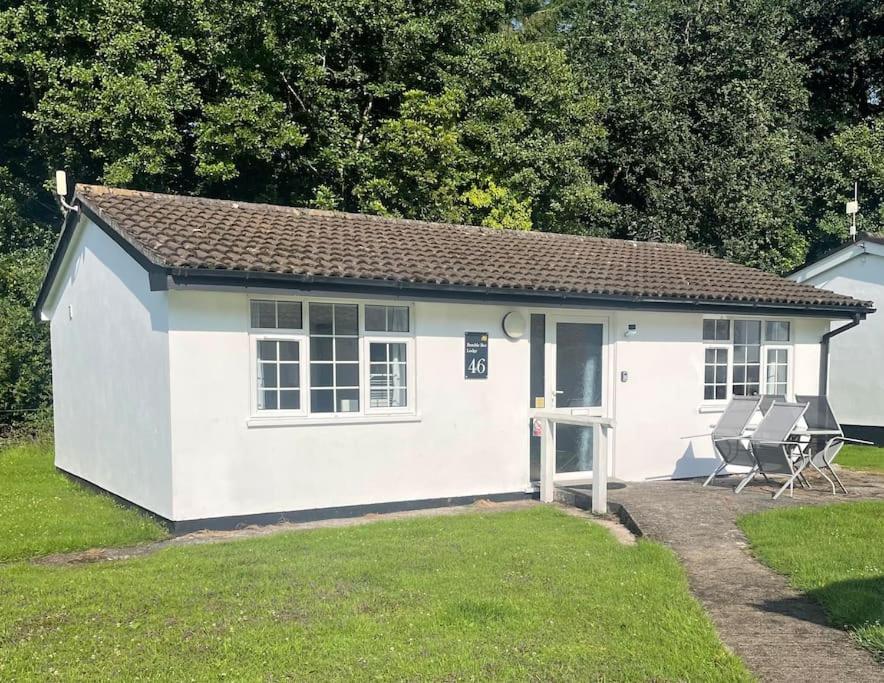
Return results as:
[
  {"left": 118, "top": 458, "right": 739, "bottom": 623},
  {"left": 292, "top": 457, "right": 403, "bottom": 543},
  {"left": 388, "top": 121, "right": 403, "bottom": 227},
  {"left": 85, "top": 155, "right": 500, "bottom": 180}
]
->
[{"left": 464, "top": 332, "right": 489, "bottom": 379}]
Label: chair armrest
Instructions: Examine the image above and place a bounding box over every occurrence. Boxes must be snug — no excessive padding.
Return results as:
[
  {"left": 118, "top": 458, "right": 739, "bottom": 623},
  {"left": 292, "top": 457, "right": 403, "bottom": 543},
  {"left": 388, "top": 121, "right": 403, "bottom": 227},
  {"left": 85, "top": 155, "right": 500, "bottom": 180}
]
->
[
  {"left": 681, "top": 432, "right": 713, "bottom": 439},
  {"left": 750, "top": 439, "right": 802, "bottom": 446},
  {"left": 712, "top": 436, "right": 750, "bottom": 443},
  {"left": 837, "top": 437, "right": 875, "bottom": 446}
]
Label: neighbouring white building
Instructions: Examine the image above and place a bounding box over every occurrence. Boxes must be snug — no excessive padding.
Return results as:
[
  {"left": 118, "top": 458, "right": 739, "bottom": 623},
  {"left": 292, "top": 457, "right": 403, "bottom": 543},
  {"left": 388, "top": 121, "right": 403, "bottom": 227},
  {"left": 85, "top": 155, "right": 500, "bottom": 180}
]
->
[
  {"left": 789, "top": 233, "right": 884, "bottom": 444},
  {"left": 35, "top": 185, "right": 874, "bottom": 530}
]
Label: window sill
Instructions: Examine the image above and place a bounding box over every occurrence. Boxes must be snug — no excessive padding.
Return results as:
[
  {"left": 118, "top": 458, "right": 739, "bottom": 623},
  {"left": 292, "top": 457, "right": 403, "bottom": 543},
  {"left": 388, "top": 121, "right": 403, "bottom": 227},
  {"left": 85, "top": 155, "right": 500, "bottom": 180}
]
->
[
  {"left": 697, "top": 404, "right": 727, "bottom": 414},
  {"left": 246, "top": 413, "right": 422, "bottom": 428}
]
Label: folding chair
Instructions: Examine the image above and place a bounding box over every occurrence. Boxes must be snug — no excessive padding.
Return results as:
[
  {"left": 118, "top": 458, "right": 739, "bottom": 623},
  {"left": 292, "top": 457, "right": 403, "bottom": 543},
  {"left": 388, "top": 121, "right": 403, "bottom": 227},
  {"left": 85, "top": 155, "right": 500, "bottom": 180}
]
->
[
  {"left": 795, "top": 395, "right": 873, "bottom": 495},
  {"left": 744, "top": 401, "right": 809, "bottom": 498},
  {"left": 703, "top": 396, "right": 762, "bottom": 487},
  {"left": 758, "top": 395, "right": 785, "bottom": 414}
]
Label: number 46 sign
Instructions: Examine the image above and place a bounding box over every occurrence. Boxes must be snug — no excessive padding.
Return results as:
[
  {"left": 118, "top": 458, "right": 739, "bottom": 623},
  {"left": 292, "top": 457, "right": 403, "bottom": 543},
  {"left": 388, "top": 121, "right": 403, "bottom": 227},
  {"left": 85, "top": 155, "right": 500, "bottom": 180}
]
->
[{"left": 464, "top": 332, "right": 489, "bottom": 379}]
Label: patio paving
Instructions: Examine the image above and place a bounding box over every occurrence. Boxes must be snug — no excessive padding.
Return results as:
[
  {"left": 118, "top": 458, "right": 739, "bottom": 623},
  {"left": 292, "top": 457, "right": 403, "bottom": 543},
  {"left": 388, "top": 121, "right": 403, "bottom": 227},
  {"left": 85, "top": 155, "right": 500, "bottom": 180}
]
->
[{"left": 598, "top": 469, "right": 884, "bottom": 682}]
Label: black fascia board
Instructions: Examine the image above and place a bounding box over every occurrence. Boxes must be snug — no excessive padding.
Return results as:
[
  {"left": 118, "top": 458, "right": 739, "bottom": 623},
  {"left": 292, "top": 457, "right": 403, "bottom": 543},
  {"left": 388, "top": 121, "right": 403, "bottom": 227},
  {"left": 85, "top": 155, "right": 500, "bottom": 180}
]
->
[
  {"left": 33, "top": 200, "right": 168, "bottom": 320},
  {"left": 165, "top": 267, "right": 873, "bottom": 319}
]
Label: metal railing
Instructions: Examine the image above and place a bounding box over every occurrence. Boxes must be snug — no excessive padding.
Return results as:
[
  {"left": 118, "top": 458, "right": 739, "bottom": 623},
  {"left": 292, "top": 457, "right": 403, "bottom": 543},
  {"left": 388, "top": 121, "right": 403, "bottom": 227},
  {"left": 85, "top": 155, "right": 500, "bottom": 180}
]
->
[{"left": 531, "top": 412, "right": 616, "bottom": 513}]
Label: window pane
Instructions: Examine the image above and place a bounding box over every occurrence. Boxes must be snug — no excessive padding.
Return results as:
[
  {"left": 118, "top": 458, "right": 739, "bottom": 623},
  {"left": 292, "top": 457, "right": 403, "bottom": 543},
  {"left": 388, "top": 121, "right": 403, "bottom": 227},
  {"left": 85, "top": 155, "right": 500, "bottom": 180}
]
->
[
  {"left": 705, "top": 366, "right": 714, "bottom": 383},
  {"left": 261, "top": 390, "right": 278, "bottom": 410},
  {"left": 715, "top": 366, "right": 726, "bottom": 383},
  {"left": 335, "top": 363, "right": 359, "bottom": 387},
  {"left": 311, "top": 389, "right": 334, "bottom": 413},
  {"left": 334, "top": 304, "right": 358, "bottom": 335},
  {"left": 310, "top": 363, "right": 333, "bottom": 387},
  {"left": 734, "top": 366, "right": 745, "bottom": 383},
  {"left": 705, "top": 386, "right": 715, "bottom": 400},
  {"left": 309, "top": 304, "right": 333, "bottom": 334},
  {"left": 335, "top": 337, "right": 358, "bottom": 361},
  {"left": 388, "top": 307, "right": 409, "bottom": 332},
  {"left": 310, "top": 337, "right": 333, "bottom": 361},
  {"left": 716, "top": 320, "right": 730, "bottom": 340},
  {"left": 336, "top": 389, "right": 359, "bottom": 412},
  {"left": 279, "top": 341, "right": 299, "bottom": 361},
  {"left": 260, "top": 363, "right": 278, "bottom": 388},
  {"left": 251, "top": 300, "right": 276, "bottom": 328},
  {"left": 705, "top": 348, "right": 716, "bottom": 363},
  {"left": 365, "top": 305, "right": 386, "bottom": 331},
  {"left": 765, "top": 321, "right": 790, "bottom": 342},
  {"left": 279, "top": 390, "right": 300, "bottom": 410},
  {"left": 388, "top": 343, "right": 406, "bottom": 363},
  {"left": 370, "top": 344, "right": 387, "bottom": 362},
  {"left": 747, "top": 366, "right": 759, "bottom": 383},
  {"left": 257, "top": 340, "right": 277, "bottom": 361},
  {"left": 280, "top": 364, "right": 299, "bottom": 388},
  {"left": 715, "top": 386, "right": 726, "bottom": 400},
  {"left": 277, "top": 302, "right": 303, "bottom": 330},
  {"left": 370, "top": 363, "right": 388, "bottom": 382}
]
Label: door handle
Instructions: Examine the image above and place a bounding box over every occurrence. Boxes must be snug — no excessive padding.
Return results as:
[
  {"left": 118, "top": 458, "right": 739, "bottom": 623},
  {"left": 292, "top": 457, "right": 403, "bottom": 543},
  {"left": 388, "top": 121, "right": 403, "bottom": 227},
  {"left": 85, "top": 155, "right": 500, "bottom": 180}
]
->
[{"left": 554, "top": 390, "right": 565, "bottom": 395}]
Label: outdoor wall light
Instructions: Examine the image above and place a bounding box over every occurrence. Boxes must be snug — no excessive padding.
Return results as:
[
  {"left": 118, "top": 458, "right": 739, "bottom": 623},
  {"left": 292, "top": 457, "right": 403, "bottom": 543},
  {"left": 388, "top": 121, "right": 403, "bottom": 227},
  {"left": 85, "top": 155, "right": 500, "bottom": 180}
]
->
[
  {"left": 625, "top": 323, "right": 638, "bottom": 337},
  {"left": 502, "top": 310, "right": 527, "bottom": 339}
]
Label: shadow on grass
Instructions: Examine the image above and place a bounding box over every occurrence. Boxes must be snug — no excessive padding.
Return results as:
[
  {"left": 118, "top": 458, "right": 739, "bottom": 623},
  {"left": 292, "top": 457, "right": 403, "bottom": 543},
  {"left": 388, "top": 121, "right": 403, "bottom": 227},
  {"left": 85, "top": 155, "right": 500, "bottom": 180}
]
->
[{"left": 755, "top": 576, "right": 884, "bottom": 659}]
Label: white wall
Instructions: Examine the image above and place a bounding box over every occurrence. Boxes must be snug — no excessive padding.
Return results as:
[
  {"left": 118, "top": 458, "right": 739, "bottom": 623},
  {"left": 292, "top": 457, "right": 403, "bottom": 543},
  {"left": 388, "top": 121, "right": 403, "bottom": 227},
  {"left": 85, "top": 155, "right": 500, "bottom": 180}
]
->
[
  {"left": 166, "top": 292, "right": 532, "bottom": 520},
  {"left": 608, "top": 312, "right": 825, "bottom": 480},
  {"left": 797, "top": 252, "right": 884, "bottom": 427},
  {"left": 165, "top": 289, "right": 828, "bottom": 520},
  {"left": 45, "top": 218, "right": 174, "bottom": 517}
]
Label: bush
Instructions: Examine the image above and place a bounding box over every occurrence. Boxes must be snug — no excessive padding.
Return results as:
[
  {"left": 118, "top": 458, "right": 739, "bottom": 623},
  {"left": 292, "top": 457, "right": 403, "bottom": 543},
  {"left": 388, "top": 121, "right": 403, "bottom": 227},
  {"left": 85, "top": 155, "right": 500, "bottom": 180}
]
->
[{"left": 0, "top": 247, "right": 52, "bottom": 433}]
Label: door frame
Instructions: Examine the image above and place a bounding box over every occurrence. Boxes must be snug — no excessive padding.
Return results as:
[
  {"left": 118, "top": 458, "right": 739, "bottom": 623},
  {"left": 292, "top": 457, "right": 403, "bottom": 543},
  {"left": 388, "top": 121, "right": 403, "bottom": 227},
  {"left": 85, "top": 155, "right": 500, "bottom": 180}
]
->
[{"left": 544, "top": 313, "right": 611, "bottom": 481}]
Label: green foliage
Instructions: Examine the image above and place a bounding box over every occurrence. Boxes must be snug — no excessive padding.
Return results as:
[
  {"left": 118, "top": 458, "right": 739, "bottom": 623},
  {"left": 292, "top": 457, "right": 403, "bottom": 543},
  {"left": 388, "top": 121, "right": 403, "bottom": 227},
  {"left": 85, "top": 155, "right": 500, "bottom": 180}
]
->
[
  {"left": 0, "top": 441, "right": 167, "bottom": 562},
  {"left": 0, "top": 501, "right": 749, "bottom": 679},
  {"left": 739, "top": 502, "right": 884, "bottom": 658},
  {"left": 556, "top": 0, "right": 812, "bottom": 272},
  {"left": 0, "top": 248, "right": 52, "bottom": 427}
]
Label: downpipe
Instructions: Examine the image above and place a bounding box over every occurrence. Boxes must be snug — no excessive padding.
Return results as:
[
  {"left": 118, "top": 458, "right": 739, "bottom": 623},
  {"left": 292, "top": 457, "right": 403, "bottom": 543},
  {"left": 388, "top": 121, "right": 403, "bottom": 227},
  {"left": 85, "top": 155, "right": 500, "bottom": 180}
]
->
[{"left": 819, "top": 314, "right": 864, "bottom": 395}]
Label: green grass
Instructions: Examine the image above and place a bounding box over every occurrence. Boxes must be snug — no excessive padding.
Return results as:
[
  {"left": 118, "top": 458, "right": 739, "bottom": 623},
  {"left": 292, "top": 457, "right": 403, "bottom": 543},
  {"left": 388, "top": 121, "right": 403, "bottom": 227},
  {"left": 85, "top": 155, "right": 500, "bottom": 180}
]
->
[
  {"left": 838, "top": 444, "right": 884, "bottom": 473},
  {"left": 0, "top": 441, "right": 167, "bottom": 562},
  {"left": 739, "top": 502, "right": 884, "bottom": 659},
  {"left": 0, "top": 506, "right": 750, "bottom": 680}
]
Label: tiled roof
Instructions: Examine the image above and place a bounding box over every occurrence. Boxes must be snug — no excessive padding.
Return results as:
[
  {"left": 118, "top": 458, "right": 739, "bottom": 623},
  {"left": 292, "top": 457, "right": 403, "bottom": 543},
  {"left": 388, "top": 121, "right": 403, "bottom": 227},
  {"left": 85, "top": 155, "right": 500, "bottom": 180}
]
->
[{"left": 72, "top": 184, "right": 872, "bottom": 312}]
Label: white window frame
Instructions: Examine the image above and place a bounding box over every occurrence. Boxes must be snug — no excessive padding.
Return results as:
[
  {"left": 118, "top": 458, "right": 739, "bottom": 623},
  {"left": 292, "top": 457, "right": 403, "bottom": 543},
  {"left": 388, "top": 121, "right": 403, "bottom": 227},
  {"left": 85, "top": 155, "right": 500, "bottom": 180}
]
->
[
  {"left": 763, "top": 345, "right": 791, "bottom": 397},
  {"left": 248, "top": 297, "right": 417, "bottom": 422},
  {"left": 703, "top": 344, "right": 730, "bottom": 402},
  {"left": 250, "top": 333, "right": 308, "bottom": 418},
  {"left": 700, "top": 316, "right": 795, "bottom": 405}
]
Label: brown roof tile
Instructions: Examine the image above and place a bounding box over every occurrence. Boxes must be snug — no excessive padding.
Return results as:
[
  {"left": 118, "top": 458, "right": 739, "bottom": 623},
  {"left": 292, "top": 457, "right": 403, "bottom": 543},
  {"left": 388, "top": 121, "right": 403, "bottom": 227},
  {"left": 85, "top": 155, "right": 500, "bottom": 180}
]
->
[{"left": 73, "top": 184, "right": 872, "bottom": 312}]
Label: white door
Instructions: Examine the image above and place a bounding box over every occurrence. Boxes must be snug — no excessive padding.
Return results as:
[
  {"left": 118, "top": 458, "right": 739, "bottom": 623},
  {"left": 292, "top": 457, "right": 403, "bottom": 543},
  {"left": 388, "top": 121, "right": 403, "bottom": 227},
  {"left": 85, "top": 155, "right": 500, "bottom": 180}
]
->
[{"left": 546, "top": 315, "right": 608, "bottom": 479}]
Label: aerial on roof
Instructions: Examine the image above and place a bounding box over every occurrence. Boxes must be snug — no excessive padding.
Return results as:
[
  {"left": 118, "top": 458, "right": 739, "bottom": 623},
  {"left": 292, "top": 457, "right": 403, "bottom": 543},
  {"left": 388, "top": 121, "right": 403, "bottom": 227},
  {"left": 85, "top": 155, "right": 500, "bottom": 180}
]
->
[{"left": 37, "top": 185, "right": 874, "bottom": 315}]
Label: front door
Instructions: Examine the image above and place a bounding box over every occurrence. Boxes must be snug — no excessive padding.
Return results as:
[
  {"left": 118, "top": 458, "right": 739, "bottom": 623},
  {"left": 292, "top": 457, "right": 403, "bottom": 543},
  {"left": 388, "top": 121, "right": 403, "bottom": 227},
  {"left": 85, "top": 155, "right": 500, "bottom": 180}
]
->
[{"left": 546, "top": 316, "right": 607, "bottom": 479}]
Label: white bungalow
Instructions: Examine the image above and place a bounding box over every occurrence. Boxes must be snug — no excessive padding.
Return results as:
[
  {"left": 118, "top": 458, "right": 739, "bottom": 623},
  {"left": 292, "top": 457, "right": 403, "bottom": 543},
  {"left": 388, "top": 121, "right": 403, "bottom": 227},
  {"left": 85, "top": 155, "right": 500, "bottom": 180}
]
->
[
  {"left": 34, "top": 185, "right": 874, "bottom": 530},
  {"left": 789, "top": 232, "right": 884, "bottom": 444}
]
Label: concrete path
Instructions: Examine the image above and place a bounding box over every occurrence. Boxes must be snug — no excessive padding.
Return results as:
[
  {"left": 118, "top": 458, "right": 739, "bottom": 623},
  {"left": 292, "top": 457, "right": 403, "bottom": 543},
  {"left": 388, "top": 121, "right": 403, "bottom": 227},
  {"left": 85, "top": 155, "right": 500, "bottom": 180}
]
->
[{"left": 606, "top": 469, "right": 884, "bottom": 682}]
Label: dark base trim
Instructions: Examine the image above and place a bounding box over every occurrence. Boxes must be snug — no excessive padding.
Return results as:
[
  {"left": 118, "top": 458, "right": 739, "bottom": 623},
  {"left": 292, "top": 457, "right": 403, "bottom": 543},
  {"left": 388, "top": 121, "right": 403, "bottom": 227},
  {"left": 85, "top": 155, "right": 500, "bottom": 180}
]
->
[
  {"left": 57, "top": 467, "right": 176, "bottom": 531},
  {"left": 842, "top": 424, "right": 884, "bottom": 446},
  {"left": 57, "top": 467, "right": 532, "bottom": 534}
]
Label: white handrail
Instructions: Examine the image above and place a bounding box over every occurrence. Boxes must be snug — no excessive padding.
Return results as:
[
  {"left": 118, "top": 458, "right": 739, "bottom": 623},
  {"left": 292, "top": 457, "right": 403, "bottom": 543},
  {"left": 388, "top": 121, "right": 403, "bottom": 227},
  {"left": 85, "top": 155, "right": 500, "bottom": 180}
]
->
[{"left": 530, "top": 411, "right": 616, "bottom": 513}]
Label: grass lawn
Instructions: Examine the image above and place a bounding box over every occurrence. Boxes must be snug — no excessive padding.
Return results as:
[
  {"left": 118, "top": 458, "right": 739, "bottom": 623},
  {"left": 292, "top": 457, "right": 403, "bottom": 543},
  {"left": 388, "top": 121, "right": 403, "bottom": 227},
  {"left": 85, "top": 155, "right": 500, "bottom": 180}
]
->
[
  {"left": 837, "top": 444, "right": 884, "bottom": 473},
  {"left": 0, "top": 441, "right": 167, "bottom": 562},
  {"left": 0, "top": 513, "right": 750, "bottom": 680},
  {"left": 739, "top": 502, "right": 884, "bottom": 660}
]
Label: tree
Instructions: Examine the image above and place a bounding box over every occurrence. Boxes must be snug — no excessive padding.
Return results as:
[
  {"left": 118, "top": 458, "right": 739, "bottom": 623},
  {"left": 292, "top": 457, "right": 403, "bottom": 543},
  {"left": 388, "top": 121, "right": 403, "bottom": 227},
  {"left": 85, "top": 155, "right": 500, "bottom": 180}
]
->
[{"left": 554, "top": 0, "right": 813, "bottom": 272}]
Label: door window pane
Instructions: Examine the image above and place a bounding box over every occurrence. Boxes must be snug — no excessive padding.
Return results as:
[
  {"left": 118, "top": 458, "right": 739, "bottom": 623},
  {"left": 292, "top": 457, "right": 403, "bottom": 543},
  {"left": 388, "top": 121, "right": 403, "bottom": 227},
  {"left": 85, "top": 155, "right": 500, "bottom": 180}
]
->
[
  {"left": 555, "top": 424, "right": 594, "bottom": 473},
  {"left": 555, "top": 323, "right": 602, "bottom": 408}
]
